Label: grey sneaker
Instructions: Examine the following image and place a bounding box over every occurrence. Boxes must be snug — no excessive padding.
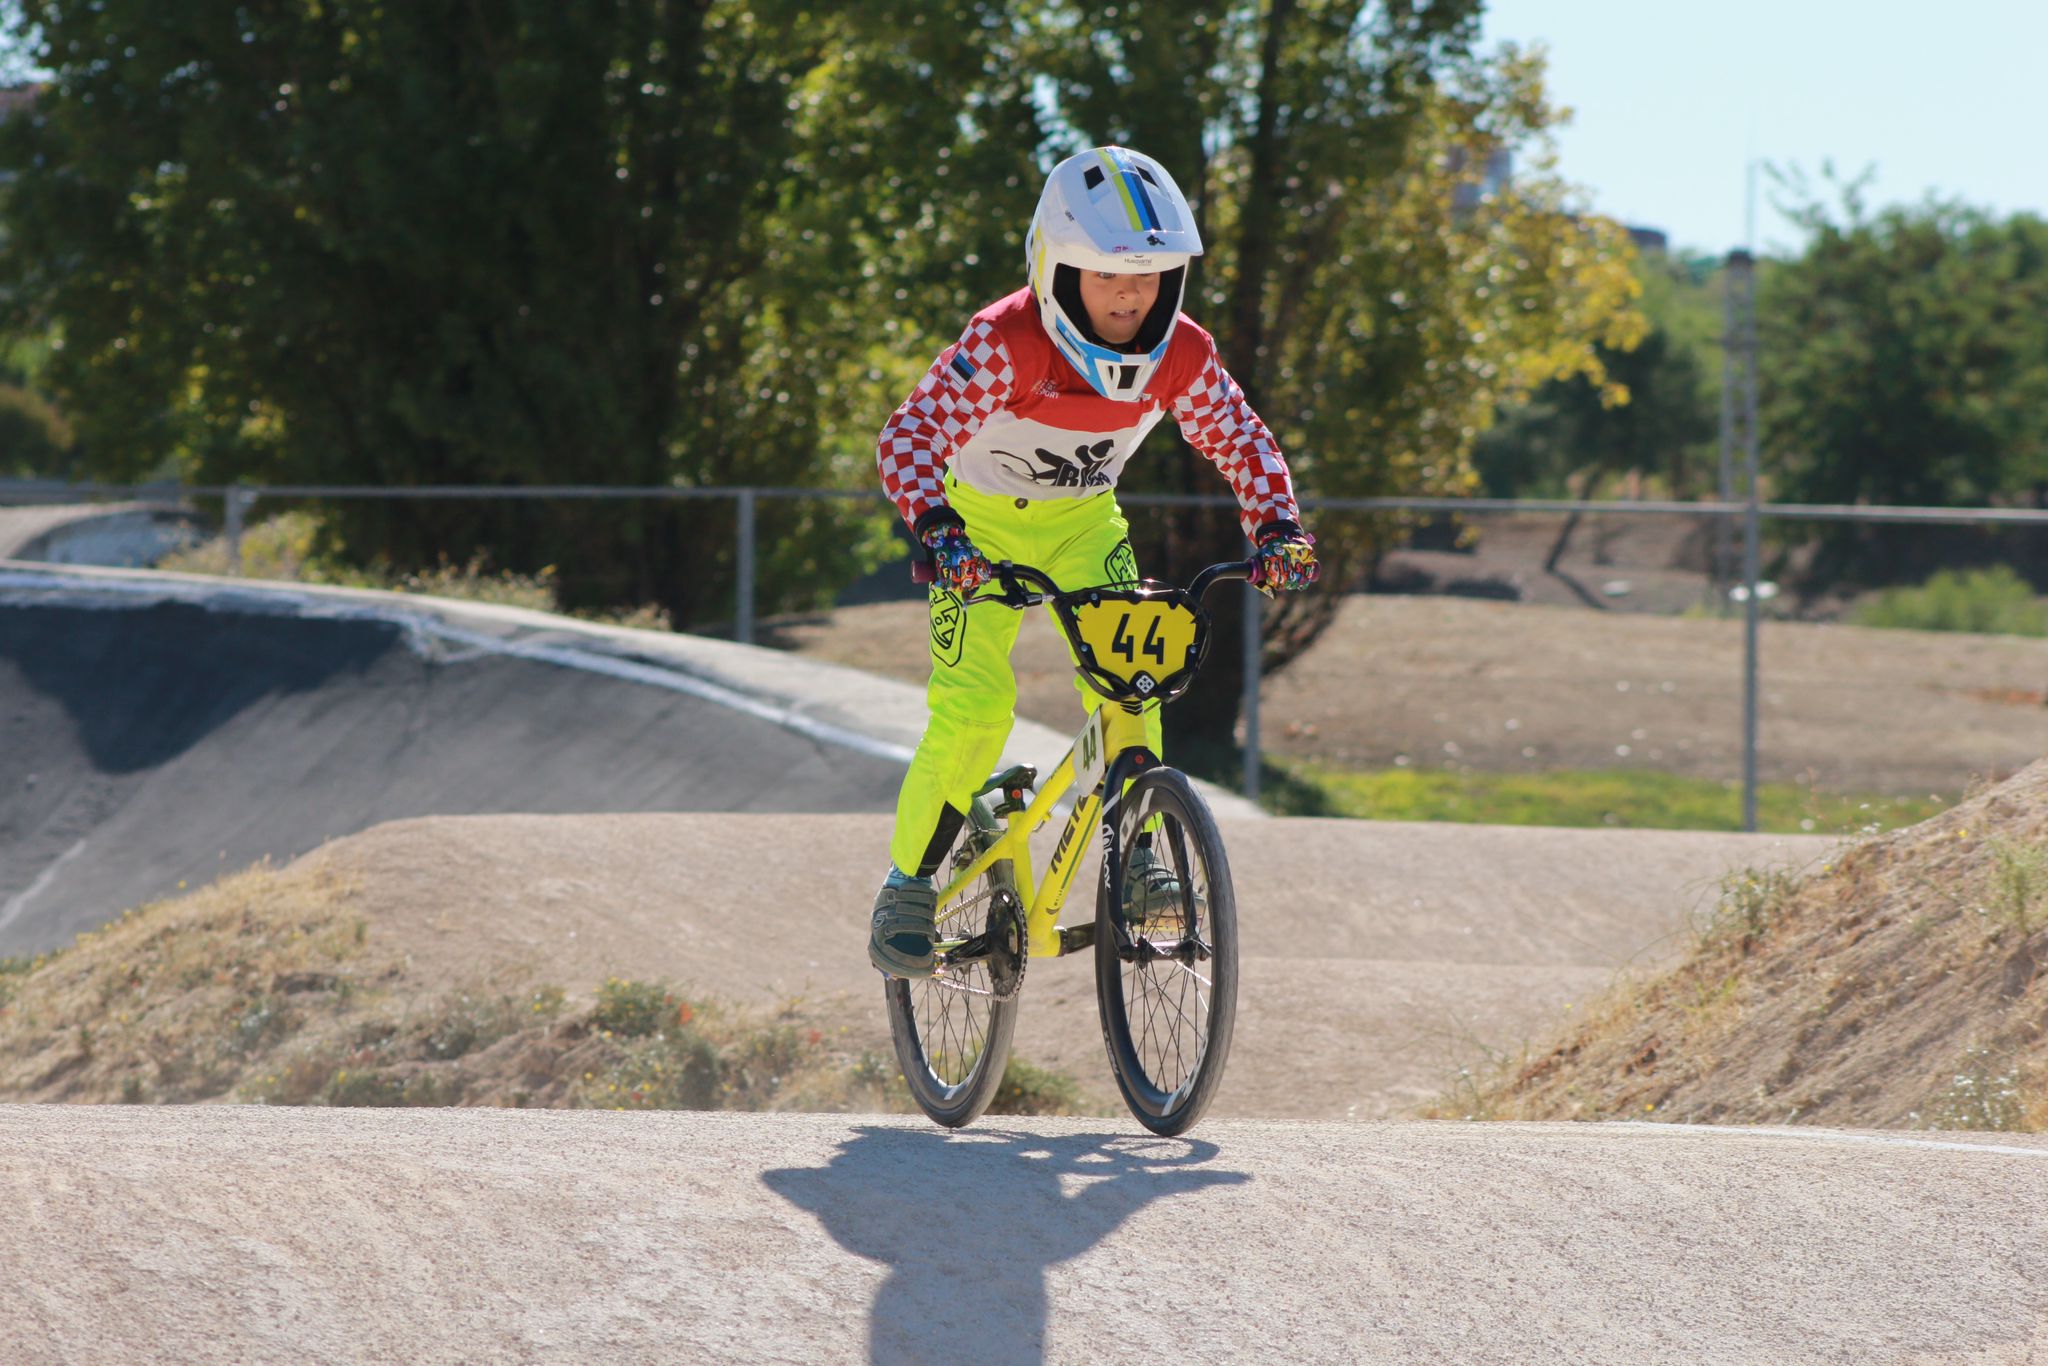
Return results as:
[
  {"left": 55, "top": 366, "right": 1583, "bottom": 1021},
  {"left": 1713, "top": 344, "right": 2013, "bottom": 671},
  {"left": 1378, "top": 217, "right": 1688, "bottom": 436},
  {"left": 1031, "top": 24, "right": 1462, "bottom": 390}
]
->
[
  {"left": 1122, "top": 845, "right": 1183, "bottom": 925},
  {"left": 869, "top": 877, "right": 937, "bottom": 978}
]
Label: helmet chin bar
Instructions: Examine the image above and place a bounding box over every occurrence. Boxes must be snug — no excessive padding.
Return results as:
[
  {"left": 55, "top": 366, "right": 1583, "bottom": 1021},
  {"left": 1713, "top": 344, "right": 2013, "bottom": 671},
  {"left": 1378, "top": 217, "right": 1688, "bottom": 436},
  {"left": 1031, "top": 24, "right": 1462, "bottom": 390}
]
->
[{"left": 1048, "top": 317, "right": 1172, "bottom": 399}]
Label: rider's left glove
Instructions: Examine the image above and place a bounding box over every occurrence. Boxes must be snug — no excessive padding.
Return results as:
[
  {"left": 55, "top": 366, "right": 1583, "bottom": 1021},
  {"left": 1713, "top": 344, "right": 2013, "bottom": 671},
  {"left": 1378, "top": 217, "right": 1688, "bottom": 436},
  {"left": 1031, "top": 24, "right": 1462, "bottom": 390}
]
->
[
  {"left": 921, "top": 523, "right": 995, "bottom": 594},
  {"left": 1250, "top": 524, "right": 1319, "bottom": 595}
]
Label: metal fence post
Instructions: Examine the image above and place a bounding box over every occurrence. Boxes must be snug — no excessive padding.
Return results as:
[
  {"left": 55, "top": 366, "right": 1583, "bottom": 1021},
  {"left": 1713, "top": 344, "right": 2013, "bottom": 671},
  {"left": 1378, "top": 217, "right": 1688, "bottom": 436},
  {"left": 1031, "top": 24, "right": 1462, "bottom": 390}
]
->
[
  {"left": 735, "top": 487, "right": 757, "bottom": 646},
  {"left": 1717, "top": 269, "right": 1738, "bottom": 598},
  {"left": 224, "top": 485, "right": 253, "bottom": 576},
  {"left": 1728, "top": 248, "right": 1762, "bottom": 832},
  {"left": 1242, "top": 579, "right": 1262, "bottom": 801},
  {"left": 1743, "top": 487, "right": 1762, "bottom": 832}
]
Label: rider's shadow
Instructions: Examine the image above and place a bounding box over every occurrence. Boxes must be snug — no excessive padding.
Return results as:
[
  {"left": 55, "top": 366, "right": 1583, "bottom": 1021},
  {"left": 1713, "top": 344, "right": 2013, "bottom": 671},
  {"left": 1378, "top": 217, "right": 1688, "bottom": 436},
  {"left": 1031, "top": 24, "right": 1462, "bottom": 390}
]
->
[{"left": 762, "top": 1124, "right": 1250, "bottom": 1366}]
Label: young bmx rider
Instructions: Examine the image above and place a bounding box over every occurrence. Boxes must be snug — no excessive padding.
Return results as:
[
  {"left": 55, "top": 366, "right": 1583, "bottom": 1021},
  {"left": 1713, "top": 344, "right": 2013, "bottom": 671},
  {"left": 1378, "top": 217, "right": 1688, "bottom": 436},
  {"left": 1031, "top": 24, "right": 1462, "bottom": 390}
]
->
[{"left": 870, "top": 144, "right": 1319, "bottom": 978}]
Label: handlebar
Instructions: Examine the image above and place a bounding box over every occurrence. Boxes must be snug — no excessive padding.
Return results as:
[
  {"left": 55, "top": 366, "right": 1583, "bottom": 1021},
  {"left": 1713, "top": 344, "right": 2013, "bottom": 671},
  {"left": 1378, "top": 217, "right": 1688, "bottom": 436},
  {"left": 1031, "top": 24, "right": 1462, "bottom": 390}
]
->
[{"left": 961, "top": 559, "right": 1256, "bottom": 610}]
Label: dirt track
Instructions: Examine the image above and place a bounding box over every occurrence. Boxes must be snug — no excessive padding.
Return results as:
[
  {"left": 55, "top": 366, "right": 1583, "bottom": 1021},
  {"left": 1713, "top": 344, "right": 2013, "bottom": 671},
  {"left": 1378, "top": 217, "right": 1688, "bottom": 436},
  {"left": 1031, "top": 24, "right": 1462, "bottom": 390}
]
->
[
  {"left": 6, "top": 1106, "right": 2044, "bottom": 1365},
  {"left": 304, "top": 811, "right": 1827, "bottom": 1120},
  {"left": 775, "top": 594, "right": 2048, "bottom": 795}
]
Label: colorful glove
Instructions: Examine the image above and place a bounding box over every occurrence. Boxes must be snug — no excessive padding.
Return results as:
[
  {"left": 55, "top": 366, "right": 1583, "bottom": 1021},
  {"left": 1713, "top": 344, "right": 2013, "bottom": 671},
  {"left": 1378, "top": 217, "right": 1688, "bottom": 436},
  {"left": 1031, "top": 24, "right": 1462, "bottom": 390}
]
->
[
  {"left": 1250, "top": 525, "right": 1318, "bottom": 594},
  {"left": 921, "top": 523, "right": 994, "bottom": 594}
]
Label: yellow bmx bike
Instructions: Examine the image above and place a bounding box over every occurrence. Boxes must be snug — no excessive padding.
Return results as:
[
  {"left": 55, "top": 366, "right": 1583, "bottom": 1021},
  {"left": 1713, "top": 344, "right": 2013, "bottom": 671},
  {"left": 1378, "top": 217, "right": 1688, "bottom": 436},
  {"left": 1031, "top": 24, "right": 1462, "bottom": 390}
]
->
[{"left": 884, "top": 558, "right": 1251, "bottom": 1137}]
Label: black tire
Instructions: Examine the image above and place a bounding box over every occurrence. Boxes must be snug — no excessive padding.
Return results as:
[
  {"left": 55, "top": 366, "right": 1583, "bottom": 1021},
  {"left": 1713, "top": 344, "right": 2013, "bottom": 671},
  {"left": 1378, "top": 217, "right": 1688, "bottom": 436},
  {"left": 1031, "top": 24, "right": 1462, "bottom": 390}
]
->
[
  {"left": 1095, "top": 767, "right": 1238, "bottom": 1136},
  {"left": 885, "top": 795, "right": 1023, "bottom": 1128}
]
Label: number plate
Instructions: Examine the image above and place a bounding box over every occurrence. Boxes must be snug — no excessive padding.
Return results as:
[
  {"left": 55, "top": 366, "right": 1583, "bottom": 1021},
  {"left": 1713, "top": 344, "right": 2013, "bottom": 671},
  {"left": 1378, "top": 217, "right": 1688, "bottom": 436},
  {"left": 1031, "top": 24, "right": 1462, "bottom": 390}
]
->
[{"left": 1070, "top": 597, "right": 1200, "bottom": 696}]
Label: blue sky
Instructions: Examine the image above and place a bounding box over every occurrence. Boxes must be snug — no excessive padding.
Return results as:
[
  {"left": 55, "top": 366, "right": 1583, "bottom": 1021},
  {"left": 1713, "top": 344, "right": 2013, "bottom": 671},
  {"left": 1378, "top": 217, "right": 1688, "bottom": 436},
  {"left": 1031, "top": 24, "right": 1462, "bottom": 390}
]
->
[{"left": 1478, "top": 0, "right": 2048, "bottom": 256}]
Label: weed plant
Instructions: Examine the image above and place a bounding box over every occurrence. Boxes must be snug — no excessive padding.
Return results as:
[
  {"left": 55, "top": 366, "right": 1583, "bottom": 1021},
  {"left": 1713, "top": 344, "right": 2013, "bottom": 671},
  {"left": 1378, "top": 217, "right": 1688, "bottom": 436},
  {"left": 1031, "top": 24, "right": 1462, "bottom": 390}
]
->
[
  {"left": 1249, "top": 757, "right": 1944, "bottom": 836},
  {"left": 0, "top": 955, "right": 37, "bottom": 1009},
  {"left": 1699, "top": 866, "right": 1804, "bottom": 954},
  {"left": 159, "top": 510, "right": 670, "bottom": 629},
  {"left": 1850, "top": 566, "right": 2048, "bottom": 637},
  {"left": 1921, "top": 1043, "right": 2029, "bottom": 1131},
  {"left": 575, "top": 980, "right": 1082, "bottom": 1117},
  {"left": 1981, "top": 839, "right": 2048, "bottom": 938},
  {"left": 989, "top": 1057, "right": 1085, "bottom": 1116}
]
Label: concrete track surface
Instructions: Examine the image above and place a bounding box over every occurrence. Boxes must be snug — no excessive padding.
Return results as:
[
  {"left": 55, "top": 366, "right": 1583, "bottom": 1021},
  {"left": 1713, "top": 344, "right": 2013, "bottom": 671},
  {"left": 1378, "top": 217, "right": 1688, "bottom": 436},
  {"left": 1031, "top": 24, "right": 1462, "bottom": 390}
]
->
[
  {"left": 3, "top": 1106, "right": 2045, "bottom": 1365},
  {"left": 3, "top": 562, "right": 1226, "bottom": 956}
]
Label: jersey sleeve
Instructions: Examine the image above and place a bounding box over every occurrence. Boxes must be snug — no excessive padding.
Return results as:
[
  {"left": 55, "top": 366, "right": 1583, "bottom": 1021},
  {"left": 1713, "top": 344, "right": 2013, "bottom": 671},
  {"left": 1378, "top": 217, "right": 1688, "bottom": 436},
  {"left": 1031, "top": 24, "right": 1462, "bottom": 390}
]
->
[
  {"left": 877, "top": 318, "right": 1017, "bottom": 533},
  {"left": 1169, "top": 346, "right": 1303, "bottom": 542}
]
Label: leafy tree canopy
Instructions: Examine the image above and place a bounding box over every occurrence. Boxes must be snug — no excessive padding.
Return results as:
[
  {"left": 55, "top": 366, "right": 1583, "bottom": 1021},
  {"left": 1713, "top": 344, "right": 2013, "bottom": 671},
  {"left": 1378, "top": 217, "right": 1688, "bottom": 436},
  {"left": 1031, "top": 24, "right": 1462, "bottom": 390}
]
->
[
  {"left": 0, "top": 1, "right": 1646, "bottom": 664},
  {"left": 1762, "top": 169, "right": 2048, "bottom": 511},
  {"left": 1472, "top": 247, "right": 1718, "bottom": 501}
]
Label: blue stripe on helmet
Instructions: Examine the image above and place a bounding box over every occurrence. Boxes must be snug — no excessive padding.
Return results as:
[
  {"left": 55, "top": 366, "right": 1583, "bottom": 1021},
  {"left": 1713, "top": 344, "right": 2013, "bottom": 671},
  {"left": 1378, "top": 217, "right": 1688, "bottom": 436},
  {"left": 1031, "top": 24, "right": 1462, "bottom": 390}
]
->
[
  {"left": 1104, "top": 147, "right": 1162, "bottom": 232},
  {"left": 1122, "top": 171, "right": 1161, "bottom": 230}
]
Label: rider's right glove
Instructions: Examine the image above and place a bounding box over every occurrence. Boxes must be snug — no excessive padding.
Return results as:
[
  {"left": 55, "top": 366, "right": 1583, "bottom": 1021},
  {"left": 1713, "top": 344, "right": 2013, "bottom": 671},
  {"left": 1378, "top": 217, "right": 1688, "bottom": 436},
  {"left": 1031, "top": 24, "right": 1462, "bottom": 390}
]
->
[
  {"left": 921, "top": 522, "right": 995, "bottom": 595},
  {"left": 1250, "top": 523, "right": 1319, "bottom": 595}
]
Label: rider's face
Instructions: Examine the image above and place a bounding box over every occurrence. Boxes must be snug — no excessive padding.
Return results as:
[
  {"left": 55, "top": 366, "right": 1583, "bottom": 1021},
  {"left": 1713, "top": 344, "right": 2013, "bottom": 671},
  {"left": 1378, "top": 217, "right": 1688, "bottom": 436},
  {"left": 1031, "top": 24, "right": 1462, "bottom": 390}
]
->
[{"left": 1078, "top": 270, "right": 1160, "bottom": 345}]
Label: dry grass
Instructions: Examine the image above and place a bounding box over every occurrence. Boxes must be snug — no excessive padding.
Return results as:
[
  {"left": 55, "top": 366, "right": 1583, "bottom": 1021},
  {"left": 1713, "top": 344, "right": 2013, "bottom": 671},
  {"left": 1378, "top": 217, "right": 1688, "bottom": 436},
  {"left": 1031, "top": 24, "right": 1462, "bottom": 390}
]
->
[
  {"left": 0, "top": 859, "right": 388, "bottom": 1104},
  {"left": 160, "top": 510, "right": 671, "bottom": 630},
  {"left": 1426, "top": 761, "right": 2048, "bottom": 1132},
  {"left": 0, "top": 861, "right": 1082, "bottom": 1117}
]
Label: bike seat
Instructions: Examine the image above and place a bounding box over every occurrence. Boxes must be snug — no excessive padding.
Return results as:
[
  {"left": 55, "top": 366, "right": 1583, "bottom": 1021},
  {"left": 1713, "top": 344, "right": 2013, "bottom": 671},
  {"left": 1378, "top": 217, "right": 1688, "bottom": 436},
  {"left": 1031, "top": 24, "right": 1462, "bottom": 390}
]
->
[{"left": 978, "top": 763, "right": 1038, "bottom": 816}]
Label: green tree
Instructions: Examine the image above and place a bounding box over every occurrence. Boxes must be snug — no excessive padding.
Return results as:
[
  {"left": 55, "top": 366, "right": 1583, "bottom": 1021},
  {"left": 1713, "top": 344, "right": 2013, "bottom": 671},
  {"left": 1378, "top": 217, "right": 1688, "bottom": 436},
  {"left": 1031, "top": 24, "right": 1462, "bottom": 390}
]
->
[
  {"left": 1472, "top": 250, "right": 1720, "bottom": 499},
  {"left": 0, "top": 1, "right": 1040, "bottom": 624},
  {"left": 1761, "top": 172, "right": 2048, "bottom": 579},
  {"left": 1030, "top": 11, "right": 1645, "bottom": 746}
]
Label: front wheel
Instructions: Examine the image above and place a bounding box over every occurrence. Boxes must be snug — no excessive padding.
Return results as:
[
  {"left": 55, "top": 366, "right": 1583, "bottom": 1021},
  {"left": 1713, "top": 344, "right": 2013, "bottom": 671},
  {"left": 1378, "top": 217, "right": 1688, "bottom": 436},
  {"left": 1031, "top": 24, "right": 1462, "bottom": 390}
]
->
[
  {"left": 885, "top": 795, "right": 1023, "bottom": 1128},
  {"left": 1095, "top": 767, "right": 1238, "bottom": 1136}
]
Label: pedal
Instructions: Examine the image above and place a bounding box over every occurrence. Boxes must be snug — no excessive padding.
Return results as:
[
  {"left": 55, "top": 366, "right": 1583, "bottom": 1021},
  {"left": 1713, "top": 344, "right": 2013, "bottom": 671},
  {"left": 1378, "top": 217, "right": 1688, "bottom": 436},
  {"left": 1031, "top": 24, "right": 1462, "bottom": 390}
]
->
[{"left": 978, "top": 763, "right": 1038, "bottom": 818}]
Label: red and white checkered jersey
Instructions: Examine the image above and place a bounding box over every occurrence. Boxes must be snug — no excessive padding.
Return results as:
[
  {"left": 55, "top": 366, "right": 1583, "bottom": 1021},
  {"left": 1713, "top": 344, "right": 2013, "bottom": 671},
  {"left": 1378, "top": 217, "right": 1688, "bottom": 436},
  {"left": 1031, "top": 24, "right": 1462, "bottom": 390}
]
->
[{"left": 877, "top": 288, "right": 1300, "bottom": 542}]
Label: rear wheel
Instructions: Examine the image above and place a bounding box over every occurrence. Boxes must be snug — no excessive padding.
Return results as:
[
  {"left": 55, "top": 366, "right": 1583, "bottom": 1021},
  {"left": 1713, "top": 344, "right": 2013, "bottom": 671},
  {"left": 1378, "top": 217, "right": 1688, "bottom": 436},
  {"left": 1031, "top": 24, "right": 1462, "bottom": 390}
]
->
[
  {"left": 885, "top": 796, "right": 1023, "bottom": 1128},
  {"left": 1095, "top": 768, "right": 1238, "bottom": 1136}
]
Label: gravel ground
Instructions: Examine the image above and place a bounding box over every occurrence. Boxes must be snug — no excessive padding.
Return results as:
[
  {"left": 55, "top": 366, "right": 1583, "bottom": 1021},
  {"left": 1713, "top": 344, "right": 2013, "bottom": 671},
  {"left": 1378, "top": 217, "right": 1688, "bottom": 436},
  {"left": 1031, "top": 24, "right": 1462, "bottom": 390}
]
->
[
  {"left": 6, "top": 1106, "right": 2045, "bottom": 1364},
  {"left": 771, "top": 593, "right": 2048, "bottom": 796}
]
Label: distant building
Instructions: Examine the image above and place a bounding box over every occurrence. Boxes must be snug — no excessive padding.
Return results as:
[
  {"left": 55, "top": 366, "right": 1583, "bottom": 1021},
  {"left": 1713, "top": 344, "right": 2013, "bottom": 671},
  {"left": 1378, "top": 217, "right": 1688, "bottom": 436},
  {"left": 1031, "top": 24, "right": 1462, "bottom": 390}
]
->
[
  {"left": 1626, "top": 225, "right": 1669, "bottom": 254},
  {"left": 1450, "top": 147, "right": 1514, "bottom": 213}
]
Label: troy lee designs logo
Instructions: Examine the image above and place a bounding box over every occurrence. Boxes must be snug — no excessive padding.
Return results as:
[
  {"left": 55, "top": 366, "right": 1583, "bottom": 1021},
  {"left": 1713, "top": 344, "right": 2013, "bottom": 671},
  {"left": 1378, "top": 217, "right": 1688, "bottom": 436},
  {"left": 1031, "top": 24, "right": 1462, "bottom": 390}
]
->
[{"left": 996, "top": 439, "right": 1116, "bottom": 489}]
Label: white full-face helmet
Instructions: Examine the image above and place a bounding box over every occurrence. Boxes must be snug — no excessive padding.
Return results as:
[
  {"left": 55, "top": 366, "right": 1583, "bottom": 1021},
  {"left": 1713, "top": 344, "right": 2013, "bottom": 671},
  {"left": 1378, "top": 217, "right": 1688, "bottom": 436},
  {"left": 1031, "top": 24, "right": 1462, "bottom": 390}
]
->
[{"left": 1025, "top": 146, "right": 1203, "bottom": 401}]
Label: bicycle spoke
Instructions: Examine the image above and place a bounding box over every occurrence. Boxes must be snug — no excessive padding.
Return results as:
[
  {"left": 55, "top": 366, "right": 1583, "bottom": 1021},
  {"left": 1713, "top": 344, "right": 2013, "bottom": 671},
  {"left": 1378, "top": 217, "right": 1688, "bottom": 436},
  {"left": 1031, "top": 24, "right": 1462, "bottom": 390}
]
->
[
  {"left": 1124, "top": 948, "right": 1206, "bottom": 1092},
  {"left": 1099, "top": 773, "right": 1236, "bottom": 1134},
  {"left": 890, "top": 804, "right": 1019, "bottom": 1114}
]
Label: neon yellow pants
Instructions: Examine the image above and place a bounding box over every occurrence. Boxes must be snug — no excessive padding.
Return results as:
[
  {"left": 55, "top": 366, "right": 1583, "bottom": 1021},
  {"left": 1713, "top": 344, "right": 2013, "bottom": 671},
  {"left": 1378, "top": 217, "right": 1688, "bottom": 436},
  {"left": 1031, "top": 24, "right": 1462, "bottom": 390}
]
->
[{"left": 888, "top": 474, "right": 1164, "bottom": 876}]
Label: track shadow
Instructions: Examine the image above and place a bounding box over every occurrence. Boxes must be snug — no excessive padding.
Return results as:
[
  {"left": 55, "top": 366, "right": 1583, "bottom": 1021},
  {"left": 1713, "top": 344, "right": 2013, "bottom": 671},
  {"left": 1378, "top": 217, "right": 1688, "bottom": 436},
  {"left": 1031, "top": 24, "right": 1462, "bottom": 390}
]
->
[
  {"left": 0, "top": 600, "right": 395, "bottom": 771},
  {"left": 763, "top": 1124, "right": 1250, "bottom": 1365}
]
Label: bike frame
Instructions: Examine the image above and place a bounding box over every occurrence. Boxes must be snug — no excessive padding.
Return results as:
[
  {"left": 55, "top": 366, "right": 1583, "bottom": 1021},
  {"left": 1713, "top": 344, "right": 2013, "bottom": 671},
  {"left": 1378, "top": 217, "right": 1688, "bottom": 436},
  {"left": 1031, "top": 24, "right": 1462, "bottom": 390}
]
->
[
  {"left": 926, "top": 556, "right": 1250, "bottom": 964},
  {"left": 932, "top": 700, "right": 1153, "bottom": 960}
]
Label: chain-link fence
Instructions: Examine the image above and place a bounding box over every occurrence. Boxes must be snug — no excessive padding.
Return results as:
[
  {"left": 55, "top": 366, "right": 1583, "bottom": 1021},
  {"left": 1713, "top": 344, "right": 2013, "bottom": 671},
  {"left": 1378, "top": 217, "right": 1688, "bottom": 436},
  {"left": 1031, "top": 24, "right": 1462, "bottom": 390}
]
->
[{"left": 7, "top": 478, "right": 2047, "bottom": 828}]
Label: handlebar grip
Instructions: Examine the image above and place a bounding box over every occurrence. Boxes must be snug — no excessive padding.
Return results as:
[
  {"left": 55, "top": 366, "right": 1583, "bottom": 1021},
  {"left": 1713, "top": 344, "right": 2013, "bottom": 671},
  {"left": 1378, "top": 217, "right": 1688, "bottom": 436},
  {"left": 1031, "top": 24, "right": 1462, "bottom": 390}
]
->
[{"left": 910, "top": 558, "right": 934, "bottom": 586}]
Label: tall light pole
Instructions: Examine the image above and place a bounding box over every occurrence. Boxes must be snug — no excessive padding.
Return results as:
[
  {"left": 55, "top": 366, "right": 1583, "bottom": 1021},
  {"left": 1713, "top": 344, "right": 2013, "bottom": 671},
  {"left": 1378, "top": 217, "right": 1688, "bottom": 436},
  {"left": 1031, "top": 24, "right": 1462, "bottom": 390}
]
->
[
  {"left": 1724, "top": 248, "right": 1762, "bottom": 832},
  {"left": 1717, "top": 265, "right": 1738, "bottom": 596}
]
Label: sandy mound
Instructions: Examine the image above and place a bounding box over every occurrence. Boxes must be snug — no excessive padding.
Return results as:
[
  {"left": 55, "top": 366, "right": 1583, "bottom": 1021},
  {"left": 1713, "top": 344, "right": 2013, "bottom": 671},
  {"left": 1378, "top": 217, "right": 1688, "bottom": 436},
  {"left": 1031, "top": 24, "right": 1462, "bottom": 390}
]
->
[{"left": 1465, "top": 760, "right": 2048, "bottom": 1130}]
